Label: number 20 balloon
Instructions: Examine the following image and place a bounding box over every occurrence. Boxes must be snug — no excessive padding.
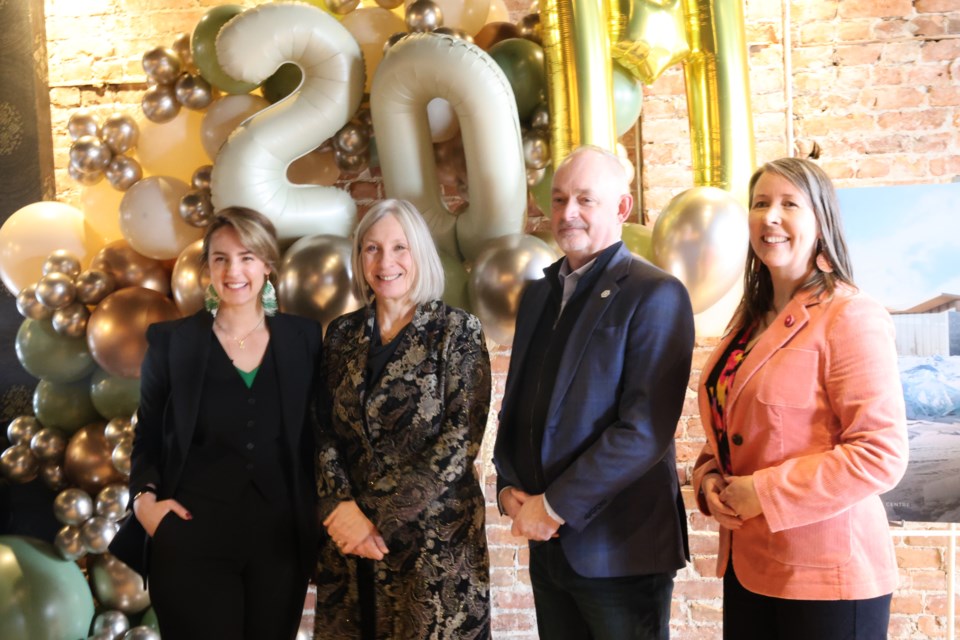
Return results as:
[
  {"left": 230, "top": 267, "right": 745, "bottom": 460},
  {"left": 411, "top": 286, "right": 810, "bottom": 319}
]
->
[{"left": 210, "top": 3, "right": 364, "bottom": 241}]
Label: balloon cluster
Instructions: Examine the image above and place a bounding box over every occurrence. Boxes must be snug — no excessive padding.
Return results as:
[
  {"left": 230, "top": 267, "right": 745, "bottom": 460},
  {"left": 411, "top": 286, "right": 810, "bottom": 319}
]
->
[
  {"left": 68, "top": 110, "right": 142, "bottom": 191},
  {"left": 141, "top": 34, "right": 216, "bottom": 124},
  {"left": 88, "top": 609, "right": 161, "bottom": 640}
]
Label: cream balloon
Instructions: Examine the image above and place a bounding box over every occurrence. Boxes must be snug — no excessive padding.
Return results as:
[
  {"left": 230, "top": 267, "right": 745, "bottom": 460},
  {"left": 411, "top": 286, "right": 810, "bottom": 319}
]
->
[
  {"left": 199, "top": 94, "right": 270, "bottom": 160},
  {"left": 120, "top": 176, "right": 204, "bottom": 260},
  {"left": 171, "top": 240, "right": 209, "bottom": 315},
  {"left": 341, "top": 7, "right": 406, "bottom": 94},
  {"left": 211, "top": 3, "right": 363, "bottom": 241},
  {"left": 0, "top": 201, "right": 104, "bottom": 295},
  {"left": 427, "top": 98, "right": 460, "bottom": 143},
  {"left": 287, "top": 148, "right": 341, "bottom": 186},
  {"left": 81, "top": 180, "right": 126, "bottom": 244},
  {"left": 136, "top": 109, "right": 209, "bottom": 184},
  {"left": 484, "top": 0, "right": 509, "bottom": 24},
  {"left": 467, "top": 234, "right": 557, "bottom": 345},
  {"left": 372, "top": 33, "right": 526, "bottom": 261},
  {"left": 405, "top": 0, "right": 490, "bottom": 35},
  {"left": 651, "top": 186, "right": 749, "bottom": 314}
]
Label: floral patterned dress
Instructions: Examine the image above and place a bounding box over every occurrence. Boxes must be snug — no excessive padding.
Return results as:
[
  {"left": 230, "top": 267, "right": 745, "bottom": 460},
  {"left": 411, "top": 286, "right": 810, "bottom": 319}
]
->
[{"left": 315, "top": 300, "right": 491, "bottom": 639}]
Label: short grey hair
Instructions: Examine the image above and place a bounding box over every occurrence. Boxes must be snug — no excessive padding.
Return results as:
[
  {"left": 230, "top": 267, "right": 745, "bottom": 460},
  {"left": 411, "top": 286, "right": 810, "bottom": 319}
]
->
[
  {"left": 351, "top": 199, "right": 445, "bottom": 306},
  {"left": 555, "top": 144, "right": 630, "bottom": 194}
]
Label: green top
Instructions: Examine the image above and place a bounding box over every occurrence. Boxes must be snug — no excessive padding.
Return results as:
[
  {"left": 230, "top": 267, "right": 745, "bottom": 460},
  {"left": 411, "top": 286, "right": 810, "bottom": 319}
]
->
[{"left": 236, "top": 366, "right": 259, "bottom": 389}]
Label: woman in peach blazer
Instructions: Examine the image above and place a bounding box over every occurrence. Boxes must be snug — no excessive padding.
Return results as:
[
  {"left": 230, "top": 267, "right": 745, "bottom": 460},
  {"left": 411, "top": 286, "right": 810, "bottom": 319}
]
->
[{"left": 692, "top": 157, "right": 908, "bottom": 639}]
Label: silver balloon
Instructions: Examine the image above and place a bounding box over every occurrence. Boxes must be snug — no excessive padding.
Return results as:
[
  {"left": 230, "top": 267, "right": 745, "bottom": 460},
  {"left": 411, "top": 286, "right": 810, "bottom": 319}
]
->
[
  {"left": 175, "top": 72, "right": 215, "bottom": 110},
  {"left": 55, "top": 524, "right": 87, "bottom": 560},
  {"left": 112, "top": 438, "right": 133, "bottom": 477},
  {"left": 434, "top": 27, "right": 473, "bottom": 43},
  {"left": 334, "top": 122, "right": 370, "bottom": 156},
  {"left": 71, "top": 135, "right": 113, "bottom": 173},
  {"left": 88, "top": 633, "right": 115, "bottom": 640},
  {"left": 0, "top": 444, "right": 40, "bottom": 482},
  {"left": 68, "top": 109, "right": 100, "bottom": 140},
  {"left": 52, "top": 302, "right": 91, "bottom": 338},
  {"left": 7, "top": 415, "right": 41, "bottom": 445},
  {"left": 54, "top": 487, "right": 95, "bottom": 525},
  {"left": 43, "top": 250, "right": 82, "bottom": 278},
  {"left": 383, "top": 31, "right": 408, "bottom": 54},
  {"left": 68, "top": 162, "right": 105, "bottom": 186},
  {"left": 526, "top": 167, "right": 547, "bottom": 187},
  {"left": 467, "top": 234, "right": 558, "bottom": 345},
  {"left": 191, "top": 164, "right": 213, "bottom": 191},
  {"left": 75, "top": 269, "right": 117, "bottom": 305},
  {"left": 97, "top": 483, "right": 131, "bottom": 522},
  {"left": 142, "top": 46, "right": 182, "bottom": 85},
  {"left": 141, "top": 84, "right": 181, "bottom": 124},
  {"left": 325, "top": 0, "right": 360, "bottom": 14},
  {"left": 172, "top": 32, "right": 194, "bottom": 68},
  {"left": 81, "top": 515, "right": 119, "bottom": 554},
  {"left": 333, "top": 148, "right": 368, "bottom": 174},
  {"left": 104, "top": 418, "right": 134, "bottom": 447},
  {"left": 40, "top": 463, "right": 68, "bottom": 491},
  {"left": 106, "top": 155, "right": 143, "bottom": 192},
  {"left": 530, "top": 103, "right": 550, "bottom": 130},
  {"left": 93, "top": 611, "right": 131, "bottom": 640},
  {"left": 90, "top": 553, "right": 152, "bottom": 614},
  {"left": 522, "top": 129, "right": 551, "bottom": 170},
  {"left": 16, "top": 284, "right": 53, "bottom": 320},
  {"left": 30, "top": 427, "right": 67, "bottom": 462},
  {"left": 278, "top": 235, "right": 362, "bottom": 330},
  {"left": 178, "top": 189, "right": 214, "bottom": 227},
  {"left": 651, "top": 186, "right": 749, "bottom": 314},
  {"left": 122, "top": 628, "right": 161, "bottom": 640},
  {"left": 100, "top": 113, "right": 139, "bottom": 155},
  {"left": 406, "top": 0, "right": 443, "bottom": 32},
  {"left": 35, "top": 272, "right": 77, "bottom": 309}
]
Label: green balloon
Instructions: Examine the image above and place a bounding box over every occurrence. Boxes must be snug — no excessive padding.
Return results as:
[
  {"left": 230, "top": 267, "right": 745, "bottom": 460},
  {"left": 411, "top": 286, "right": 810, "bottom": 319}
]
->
[
  {"left": 15, "top": 319, "right": 96, "bottom": 384},
  {"left": 488, "top": 38, "right": 546, "bottom": 121},
  {"left": 89, "top": 368, "right": 140, "bottom": 420},
  {"left": 262, "top": 63, "right": 303, "bottom": 104},
  {"left": 139, "top": 607, "right": 159, "bottom": 631},
  {"left": 439, "top": 251, "right": 470, "bottom": 312},
  {"left": 192, "top": 5, "right": 259, "bottom": 95},
  {"left": 622, "top": 222, "right": 654, "bottom": 261},
  {"left": 0, "top": 536, "right": 95, "bottom": 640},
  {"left": 33, "top": 378, "right": 100, "bottom": 434},
  {"left": 613, "top": 61, "right": 643, "bottom": 136},
  {"left": 530, "top": 164, "right": 555, "bottom": 217}
]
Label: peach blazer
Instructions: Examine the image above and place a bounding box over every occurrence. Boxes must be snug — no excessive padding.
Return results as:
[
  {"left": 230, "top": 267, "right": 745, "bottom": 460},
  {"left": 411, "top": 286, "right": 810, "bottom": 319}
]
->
[{"left": 692, "top": 286, "right": 908, "bottom": 600}]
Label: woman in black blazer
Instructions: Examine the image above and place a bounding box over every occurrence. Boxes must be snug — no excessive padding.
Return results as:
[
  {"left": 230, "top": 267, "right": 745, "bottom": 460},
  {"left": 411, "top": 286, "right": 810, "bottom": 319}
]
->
[{"left": 128, "top": 207, "right": 321, "bottom": 639}]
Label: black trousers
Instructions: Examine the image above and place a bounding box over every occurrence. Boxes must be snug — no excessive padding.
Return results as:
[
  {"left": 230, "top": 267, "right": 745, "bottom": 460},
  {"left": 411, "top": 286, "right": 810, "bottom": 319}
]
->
[
  {"left": 529, "top": 538, "right": 674, "bottom": 640},
  {"left": 148, "top": 485, "right": 307, "bottom": 640},
  {"left": 723, "top": 562, "right": 892, "bottom": 640}
]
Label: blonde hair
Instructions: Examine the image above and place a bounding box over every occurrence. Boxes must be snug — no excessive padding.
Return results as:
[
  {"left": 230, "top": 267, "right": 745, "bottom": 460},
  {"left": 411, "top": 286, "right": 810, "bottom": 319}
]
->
[{"left": 351, "top": 199, "right": 445, "bottom": 306}]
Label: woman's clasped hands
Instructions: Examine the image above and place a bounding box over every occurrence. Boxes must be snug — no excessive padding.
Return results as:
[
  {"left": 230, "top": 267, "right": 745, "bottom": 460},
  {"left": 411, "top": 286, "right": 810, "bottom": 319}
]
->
[
  {"left": 323, "top": 500, "right": 390, "bottom": 560},
  {"left": 701, "top": 473, "right": 763, "bottom": 530}
]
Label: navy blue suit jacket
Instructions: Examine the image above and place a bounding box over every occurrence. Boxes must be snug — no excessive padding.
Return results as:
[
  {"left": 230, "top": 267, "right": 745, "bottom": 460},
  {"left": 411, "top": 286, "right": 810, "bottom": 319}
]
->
[{"left": 493, "top": 244, "right": 694, "bottom": 578}]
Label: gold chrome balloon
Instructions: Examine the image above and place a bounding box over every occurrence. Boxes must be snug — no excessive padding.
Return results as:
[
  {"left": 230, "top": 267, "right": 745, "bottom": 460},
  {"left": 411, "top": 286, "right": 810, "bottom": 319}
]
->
[
  {"left": 406, "top": 0, "right": 443, "bottom": 31},
  {"left": 86, "top": 288, "right": 180, "bottom": 379},
  {"left": 35, "top": 272, "right": 77, "bottom": 310},
  {"left": 68, "top": 109, "right": 100, "bottom": 140},
  {"left": 0, "top": 444, "right": 40, "bottom": 482},
  {"left": 64, "top": 423, "right": 125, "bottom": 495},
  {"left": 171, "top": 240, "right": 209, "bottom": 315},
  {"left": 53, "top": 487, "right": 95, "bottom": 525},
  {"left": 7, "top": 415, "right": 42, "bottom": 445},
  {"left": 16, "top": 284, "right": 53, "bottom": 320},
  {"left": 52, "top": 302, "right": 91, "bottom": 338},
  {"left": 112, "top": 438, "right": 133, "bottom": 477},
  {"left": 41, "top": 462, "right": 69, "bottom": 491},
  {"left": 100, "top": 113, "right": 140, "bottom": 155},
  {"left": 70, "top": 135, "right": 113, "bottom": 174},
  {"left": 522, "top": 129, "right": 551, "bottom": 170},
  {"left": 142, "top": 46, "right": 182, "bottom": 85},
  {"left": 104, "top": 418, "right": 134, "bottom": 448},
  {"left": 278, "top": 235, "right": 362, "bottom": 331},
  {"left": 105, "top": 155, "right": 144, "bottom": 192},
  {"left": 80, "top": 515, "right": 119, "bottom": 554},
  {"left": 141, "top": 84, "right": 181, "bottom": 124},
  {"left": 651, "top": 186, "right": 748, "bottom": 313},
  {"left": 90, "top": 241, "right": 171, "bottom": 295},
  {"left": 89, "top": 553, "right": 152, "bottom": 614},
  {"left": 611, "top": 0, "right": 689, "bottom": 85},
  {"left": 96, "top": 484, "right": 131, "bottom": 522},
  {"left": 55, "top": 524, "right": 87, "bottom": 560},
  {"left": 175, "top": 73, "right": 216, "bottom": 111},
  {"left": 178, "top": 190, "right": 215, "bottom": 227},
  {"left": 30, "top": 427, "right": 67, "bottom": 462}
]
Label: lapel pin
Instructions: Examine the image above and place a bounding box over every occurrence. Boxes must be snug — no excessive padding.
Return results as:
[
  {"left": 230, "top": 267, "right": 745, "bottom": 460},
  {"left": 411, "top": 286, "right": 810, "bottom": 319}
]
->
[{"left": 600, "top": 290, "right": 610, "bottom": 298}]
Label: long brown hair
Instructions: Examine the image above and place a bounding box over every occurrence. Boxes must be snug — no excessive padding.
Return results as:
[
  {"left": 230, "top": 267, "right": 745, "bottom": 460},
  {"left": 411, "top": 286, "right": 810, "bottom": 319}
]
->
[{"left": 731, "top": 157, "right": 856, "bottom": 332}]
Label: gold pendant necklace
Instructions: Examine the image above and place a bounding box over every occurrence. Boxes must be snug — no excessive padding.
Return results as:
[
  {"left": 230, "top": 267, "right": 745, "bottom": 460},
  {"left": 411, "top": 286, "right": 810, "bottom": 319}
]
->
[{"left": 216, "top": 316, "right": 265, "bottom": 350}]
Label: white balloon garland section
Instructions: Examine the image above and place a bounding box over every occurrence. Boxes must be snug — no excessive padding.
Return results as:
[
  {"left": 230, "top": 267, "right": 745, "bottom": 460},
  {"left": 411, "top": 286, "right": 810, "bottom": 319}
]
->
[
  {"left": 372, "top": 33, "right": 527, "bottom": 261},
  {"left": 210, "top": 3, "right": 364, "bottom": 241}
]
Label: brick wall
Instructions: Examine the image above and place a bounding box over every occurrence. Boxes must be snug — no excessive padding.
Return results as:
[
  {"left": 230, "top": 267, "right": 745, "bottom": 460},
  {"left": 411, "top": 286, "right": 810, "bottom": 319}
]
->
[{"left": 42, "top": 0, "right": 960, "bottom": 637}]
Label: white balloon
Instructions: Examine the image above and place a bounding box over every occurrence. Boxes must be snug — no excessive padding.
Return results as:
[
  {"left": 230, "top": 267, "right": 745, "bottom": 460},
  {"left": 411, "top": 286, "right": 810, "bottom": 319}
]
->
[
  {"left": 485, "top": 0, "right": 509, "bottom": 24},
  {"left": 211, "top": 3, "right": 363, "bottom": 241},
  {"left": 372, "top": 33, "right": 526, "bottom": 261},
  {"left": 120, "top": 176, "right": 204, "bottom": 260},
  {"left": 427, "top": 98, "right": 460, "bottom": 143}
]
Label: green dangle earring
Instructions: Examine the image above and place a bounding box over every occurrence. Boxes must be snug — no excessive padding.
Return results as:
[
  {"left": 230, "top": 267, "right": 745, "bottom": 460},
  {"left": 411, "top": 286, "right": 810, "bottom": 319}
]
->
[
  {"left": 261, "top": 280, "right": 278, "bottom": 316},
  {"left": 204, "top": 284, "right": 220, "bottom": 317}
]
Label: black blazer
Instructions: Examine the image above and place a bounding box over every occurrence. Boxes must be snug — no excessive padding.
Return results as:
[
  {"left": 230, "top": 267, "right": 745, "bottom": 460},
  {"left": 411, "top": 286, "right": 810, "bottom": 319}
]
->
[{"left": 117, "top": 311, "right": 321, "bottom": 578}]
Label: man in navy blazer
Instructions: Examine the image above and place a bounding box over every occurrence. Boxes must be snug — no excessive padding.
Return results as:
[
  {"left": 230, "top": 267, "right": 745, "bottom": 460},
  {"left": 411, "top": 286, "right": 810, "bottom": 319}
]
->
[{"left": 493, "top": 146, "right": 695, "bottom": 639}]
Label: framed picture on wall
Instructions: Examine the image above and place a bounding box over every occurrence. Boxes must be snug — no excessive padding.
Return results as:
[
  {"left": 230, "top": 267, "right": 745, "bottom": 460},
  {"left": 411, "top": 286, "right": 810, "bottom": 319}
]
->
[{"left": 839, "top": 182, "right": 960, "bottom": 523}]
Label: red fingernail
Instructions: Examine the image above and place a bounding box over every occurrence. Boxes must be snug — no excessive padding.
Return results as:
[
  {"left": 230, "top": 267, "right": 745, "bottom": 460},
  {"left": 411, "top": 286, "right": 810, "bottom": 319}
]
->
[{"left": 185, "top": 512, "right": 193, "bottom": 520}]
